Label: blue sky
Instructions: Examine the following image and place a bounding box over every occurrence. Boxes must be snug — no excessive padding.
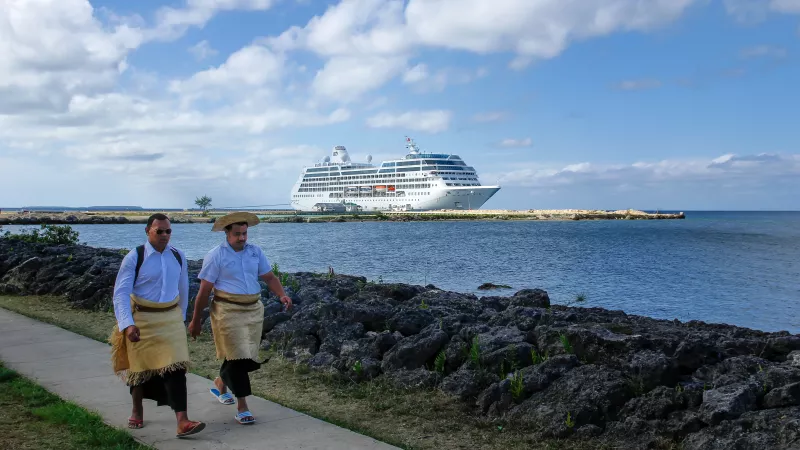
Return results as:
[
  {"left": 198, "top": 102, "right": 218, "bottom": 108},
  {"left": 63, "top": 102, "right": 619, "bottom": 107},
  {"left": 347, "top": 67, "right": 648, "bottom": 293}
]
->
[{"left": 1, "top": 0, "right": 799, "bottom": 210}]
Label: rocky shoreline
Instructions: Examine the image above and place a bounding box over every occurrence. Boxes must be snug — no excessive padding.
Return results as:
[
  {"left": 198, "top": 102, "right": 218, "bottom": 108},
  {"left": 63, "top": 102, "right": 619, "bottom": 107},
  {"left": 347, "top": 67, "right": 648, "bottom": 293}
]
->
[
  {"left": 0, "top": 208, "right": 684, "bottom": 225},
  {"left": 0, "top": 212, "right": 201, "bottom": 225},
  {"left": 1, "top": 238, "right": 798, "bottom": 449}
]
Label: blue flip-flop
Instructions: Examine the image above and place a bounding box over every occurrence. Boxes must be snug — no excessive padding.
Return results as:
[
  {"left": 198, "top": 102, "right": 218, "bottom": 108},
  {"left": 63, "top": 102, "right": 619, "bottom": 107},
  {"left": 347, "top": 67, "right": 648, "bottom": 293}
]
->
[
  {"left": 209, "top": 388, "right": 235, "bottom": 405},
  {"left": 234, "top": 411, "right": 256, "bottom": 424}
]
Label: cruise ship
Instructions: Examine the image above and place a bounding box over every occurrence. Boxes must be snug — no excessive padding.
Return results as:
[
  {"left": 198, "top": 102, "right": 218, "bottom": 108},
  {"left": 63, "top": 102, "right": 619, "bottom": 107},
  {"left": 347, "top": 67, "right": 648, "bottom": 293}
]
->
[{"left": 290, "top": 138, "right": 501, "bottom": 212}]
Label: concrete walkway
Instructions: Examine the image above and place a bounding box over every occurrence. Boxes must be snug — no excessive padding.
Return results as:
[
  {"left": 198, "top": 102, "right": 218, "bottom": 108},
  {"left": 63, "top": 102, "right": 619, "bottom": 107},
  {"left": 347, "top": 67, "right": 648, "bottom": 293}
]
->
[{"left": 0, "top": 308, "right": 400, "bottom": 450}]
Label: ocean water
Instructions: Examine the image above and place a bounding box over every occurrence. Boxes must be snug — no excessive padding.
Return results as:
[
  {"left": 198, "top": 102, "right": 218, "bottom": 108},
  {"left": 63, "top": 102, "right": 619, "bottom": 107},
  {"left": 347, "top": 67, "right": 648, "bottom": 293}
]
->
[{"left": 3, "top": 211, "right": 799, "bottom": 334}]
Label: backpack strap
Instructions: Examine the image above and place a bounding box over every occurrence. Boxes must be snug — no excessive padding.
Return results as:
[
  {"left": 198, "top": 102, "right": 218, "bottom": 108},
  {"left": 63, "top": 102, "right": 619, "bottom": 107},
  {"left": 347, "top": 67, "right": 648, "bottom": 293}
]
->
[
  {"left": 133, "top": 245, "right": 183, "bottom": 285},
  {"left": 134, "top": 245, "right": 145, "bottom": 284},
  {"left": 170, "top": 247, "right": 182, "bottom": 268}
]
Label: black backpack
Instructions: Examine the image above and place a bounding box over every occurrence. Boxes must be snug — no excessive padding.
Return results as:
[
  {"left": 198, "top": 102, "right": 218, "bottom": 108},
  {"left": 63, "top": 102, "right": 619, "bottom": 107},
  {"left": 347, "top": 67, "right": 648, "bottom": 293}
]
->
[{"left": 133, "top": 245, "right": 183, "bottom": 284}]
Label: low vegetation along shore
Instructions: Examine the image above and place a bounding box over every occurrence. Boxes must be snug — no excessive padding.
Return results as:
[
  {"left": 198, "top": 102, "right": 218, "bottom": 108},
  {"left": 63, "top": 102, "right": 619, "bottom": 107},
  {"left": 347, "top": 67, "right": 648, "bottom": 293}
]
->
[
  {"left": 0, "top": 208, "right": 684, "bottom": 225},
  {"left": 1, "top": 232, "right": 798, "bottom": 450}
]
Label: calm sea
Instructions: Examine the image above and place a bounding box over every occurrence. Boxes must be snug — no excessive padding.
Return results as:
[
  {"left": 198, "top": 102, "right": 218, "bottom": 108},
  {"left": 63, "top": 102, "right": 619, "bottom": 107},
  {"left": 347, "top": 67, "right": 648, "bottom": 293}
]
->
[{"left": 4, "top": 211, "right": 799, "bottom": 334}]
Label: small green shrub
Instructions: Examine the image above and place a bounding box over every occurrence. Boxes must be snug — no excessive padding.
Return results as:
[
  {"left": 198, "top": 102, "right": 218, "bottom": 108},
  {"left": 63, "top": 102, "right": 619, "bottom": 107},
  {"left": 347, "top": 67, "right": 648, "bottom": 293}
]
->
[
  {"left": 469, "top": 335, "right": 482, "bottom": 368},
  {"left": 434, "top": 350, "right": 446, "bottom": 374},
  {"left": 510, "top": 371, "right": 524, "bottom": 401},
  {"left": 3, "top": 224, "right": 80, "bottom": 246}
]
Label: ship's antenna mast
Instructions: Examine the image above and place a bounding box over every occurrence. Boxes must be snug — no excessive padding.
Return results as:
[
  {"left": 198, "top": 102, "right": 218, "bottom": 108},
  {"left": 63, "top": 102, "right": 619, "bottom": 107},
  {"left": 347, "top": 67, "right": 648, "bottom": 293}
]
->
[{"left": 406, "top": 136, "right": 419, "bottom": 154}]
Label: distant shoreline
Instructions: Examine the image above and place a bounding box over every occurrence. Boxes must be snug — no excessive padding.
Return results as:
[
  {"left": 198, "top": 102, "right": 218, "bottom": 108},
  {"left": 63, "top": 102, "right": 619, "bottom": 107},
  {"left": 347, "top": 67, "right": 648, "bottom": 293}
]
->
[{"left": 0, "top": 209, "right": 685, "bottom": 225}]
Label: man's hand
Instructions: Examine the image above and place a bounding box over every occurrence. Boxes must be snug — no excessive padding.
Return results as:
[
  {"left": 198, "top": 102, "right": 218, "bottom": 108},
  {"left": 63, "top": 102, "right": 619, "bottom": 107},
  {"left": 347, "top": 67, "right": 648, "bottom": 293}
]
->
[
  {"left": 280, "top": 295, "right": 293, "bottom": 311},
  {"left": 188, "top": 319, "right": 203, "bottom": 339},
  {"left": 124, "top": 325, "right": 140, "bottom": 342}
]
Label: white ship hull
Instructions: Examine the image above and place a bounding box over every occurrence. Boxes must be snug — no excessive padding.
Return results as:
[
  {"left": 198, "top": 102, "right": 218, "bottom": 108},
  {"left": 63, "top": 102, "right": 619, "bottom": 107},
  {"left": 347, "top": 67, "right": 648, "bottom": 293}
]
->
[
  {"left": 290, "top": 138, "right": 501, "bottom": 212},
  {"left": 290, "top": 185, "right": 500, "bottom": 212}
]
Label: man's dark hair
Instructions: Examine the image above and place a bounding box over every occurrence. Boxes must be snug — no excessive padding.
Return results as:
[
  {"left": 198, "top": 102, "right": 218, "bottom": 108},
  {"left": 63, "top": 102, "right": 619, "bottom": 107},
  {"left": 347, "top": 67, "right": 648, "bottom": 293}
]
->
[
  {"left": 224, "top": 221, "right": 248, "bottom": 231},
  {"left": 146, "top": 213, "right": 170, "bottom": 228}
]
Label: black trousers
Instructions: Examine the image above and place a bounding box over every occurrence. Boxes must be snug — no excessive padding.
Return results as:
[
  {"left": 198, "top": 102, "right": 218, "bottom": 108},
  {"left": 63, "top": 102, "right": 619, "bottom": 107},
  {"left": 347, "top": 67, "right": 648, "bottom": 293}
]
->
[
  {"left": 219, "top": 359, "right": 261, "bottom": 398},
  {"left": 130, "top": 369, "right": 188, "bottom": 412}
]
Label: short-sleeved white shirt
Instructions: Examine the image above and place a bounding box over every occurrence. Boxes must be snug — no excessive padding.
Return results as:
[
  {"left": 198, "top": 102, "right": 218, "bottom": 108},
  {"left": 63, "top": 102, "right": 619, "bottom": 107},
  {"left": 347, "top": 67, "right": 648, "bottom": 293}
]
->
[{"left": 198, "top": 240, "right": 272, "bottom": 295}]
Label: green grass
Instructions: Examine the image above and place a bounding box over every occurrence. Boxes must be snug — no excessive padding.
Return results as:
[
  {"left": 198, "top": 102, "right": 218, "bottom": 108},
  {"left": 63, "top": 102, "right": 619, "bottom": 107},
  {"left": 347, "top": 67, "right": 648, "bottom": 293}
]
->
[
  {"left": 0, "top": 363, "right": 151, "bottom": 450},
  {"left": 0, "top": 295, "right": 614, "bottom": 450}
]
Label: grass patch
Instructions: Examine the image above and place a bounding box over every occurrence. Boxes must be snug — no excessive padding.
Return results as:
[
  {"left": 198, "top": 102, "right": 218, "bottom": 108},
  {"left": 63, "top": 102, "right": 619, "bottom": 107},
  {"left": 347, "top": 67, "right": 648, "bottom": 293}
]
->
[
  {"left": 0, "top": 362, "right": 150, "bottom": 450},
  {"left": 0, "top": 295, "right": 609, "bottom": 450}
]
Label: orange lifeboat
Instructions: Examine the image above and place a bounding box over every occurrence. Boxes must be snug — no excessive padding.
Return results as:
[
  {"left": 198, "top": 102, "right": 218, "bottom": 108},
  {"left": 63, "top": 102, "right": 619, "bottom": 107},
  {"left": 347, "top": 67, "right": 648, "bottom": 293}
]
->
[
  {"left": 375, "top": 185, "right": 387, "bottom": 192},
  {"left": 387, "top": 185, "right": 396, "bottom": 192}
]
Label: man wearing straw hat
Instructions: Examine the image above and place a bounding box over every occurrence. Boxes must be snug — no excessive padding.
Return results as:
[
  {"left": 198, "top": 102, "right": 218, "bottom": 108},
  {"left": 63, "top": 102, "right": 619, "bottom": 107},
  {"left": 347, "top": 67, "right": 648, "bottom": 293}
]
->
[
  {"left": 110, "top": 213, "right": 206, "bottom": 437},
  {"left": 188, "top": 211, "right": 292, "bottom": 425}
]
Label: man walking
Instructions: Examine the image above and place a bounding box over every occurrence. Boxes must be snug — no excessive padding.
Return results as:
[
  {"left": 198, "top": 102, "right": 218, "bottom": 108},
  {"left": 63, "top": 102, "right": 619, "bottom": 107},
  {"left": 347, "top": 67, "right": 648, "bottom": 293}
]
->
[
  {"left": 110, "top": 213, "right": 205, "bottom": 437},
  {"left": 188, "top": 211, "right": 292, "bottom": 425}
]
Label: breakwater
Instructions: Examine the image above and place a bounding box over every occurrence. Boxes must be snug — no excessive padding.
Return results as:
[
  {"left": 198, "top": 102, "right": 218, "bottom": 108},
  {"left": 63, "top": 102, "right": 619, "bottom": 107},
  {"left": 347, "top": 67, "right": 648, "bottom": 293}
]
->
[
  {"left": 0, "top": 208, "right": 684, "bottom": 225},
  {"left": 0, "top": 238, "right": 797, "bottom": 449}
]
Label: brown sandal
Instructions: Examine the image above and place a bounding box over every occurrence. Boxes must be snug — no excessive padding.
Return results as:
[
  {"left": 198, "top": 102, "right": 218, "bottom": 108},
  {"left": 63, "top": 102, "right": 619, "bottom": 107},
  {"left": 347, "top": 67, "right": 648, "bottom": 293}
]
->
[{"left": 176, "top": 421, "right": 206, "bottom": 438}]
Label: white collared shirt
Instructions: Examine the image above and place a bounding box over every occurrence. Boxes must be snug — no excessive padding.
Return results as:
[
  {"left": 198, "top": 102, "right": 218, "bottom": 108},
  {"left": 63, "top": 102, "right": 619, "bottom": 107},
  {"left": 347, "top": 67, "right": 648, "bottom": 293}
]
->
[
  {"left": 112, "top": 241, "right": 189, "bottom": 331},
  {"left": 197, "top": 240, "right": 271, "bottom": 295}
]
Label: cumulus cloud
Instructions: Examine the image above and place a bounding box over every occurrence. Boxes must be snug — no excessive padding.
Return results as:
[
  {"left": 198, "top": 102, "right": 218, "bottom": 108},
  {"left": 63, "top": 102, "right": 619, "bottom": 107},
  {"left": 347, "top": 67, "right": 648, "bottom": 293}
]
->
[
  {"left": 405, "top": 0, "right": 698, "bottom": 60},
  {"left": 150, "top": 0, "right": 276, "bottom": 40},
  {"left": 170, "top": 45, "right": 285, "bottom": 99},
  {"left": 0, "top": 0, "right": 142, "bottom": 113},
  {"left": 312, "top": 55, "right": 407, "bottom": 102},
  {"left": 366, "top": 110, "right": 452, "bottom": 133},
  {"left": 0, "top": 1, "right": 355, "bottom": 207},
  {"left": 267, "top": 0, "right": 700, "bottom": 100}
]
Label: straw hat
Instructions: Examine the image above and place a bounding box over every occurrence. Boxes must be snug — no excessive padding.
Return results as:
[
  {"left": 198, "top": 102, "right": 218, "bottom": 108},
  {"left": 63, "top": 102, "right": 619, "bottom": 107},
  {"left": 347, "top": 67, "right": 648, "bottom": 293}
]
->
[{"left": 211, "top": 211, "right": 260, "bottom": 232}]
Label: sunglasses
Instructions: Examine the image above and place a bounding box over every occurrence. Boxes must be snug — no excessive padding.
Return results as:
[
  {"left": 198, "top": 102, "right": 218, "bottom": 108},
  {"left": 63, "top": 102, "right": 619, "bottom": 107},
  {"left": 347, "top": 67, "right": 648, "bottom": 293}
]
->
[{"left": 154, "top": 228, "right": 172, "bottom": 235}]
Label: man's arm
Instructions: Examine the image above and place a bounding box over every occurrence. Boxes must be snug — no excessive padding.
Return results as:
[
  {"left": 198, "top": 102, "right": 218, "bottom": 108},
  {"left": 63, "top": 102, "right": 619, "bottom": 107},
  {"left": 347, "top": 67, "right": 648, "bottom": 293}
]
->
[
  {"left": 259, "top": 271, "right": 287, "bottom": 298},
  {"left": 177, "top": 249, "right": 189, "bottom": 321},
  {"left": 188, "top": 251, "right": 219, "bottom": 337},
  {"left": 259, "top": 271, "right": 292, "bottom": 311},
  {"left": 191, "top": 280, "right": 214, "bottom": 319},
  {"left": 256, "top": 249, "right": 290, "bottom": 307},
  {"left": 112, "top": 251, "right": 136, "bottom": 332}
]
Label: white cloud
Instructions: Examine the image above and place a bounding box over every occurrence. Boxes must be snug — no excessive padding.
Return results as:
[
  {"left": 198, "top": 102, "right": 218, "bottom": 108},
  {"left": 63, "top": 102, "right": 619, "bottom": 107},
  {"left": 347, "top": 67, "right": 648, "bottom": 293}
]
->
[
  {"left": 405, "top": 0, "right": 698, "bottom": 62},
  {"left": 402, "top": 65, "right": 488, "bottom": 93},
  {"left": 270, "top": 0, "right": 409, "bottom": 57},
  {"left": 771, "top": 0, "right": 800, "bottom": 14},
  {"left": 312, "top": 56, "right": 407, "bottom": 102},
  {"left": 740, "top": 45, "right": 788, "bottom": 59},
  {"left": 498, "top": 138, "right": 533, "bottom": 148},
  {"left": 267, "top": 0, "right": 699, "bottom": 100},
  {"left": 724, "top": 0, "right": 800, "bottom": 23},
  {"left": 188, "top": 40, "right": 219, "bottom": 60},
  {"left": 170, "top": 45, "right": 285, "bottom": 99},
  {"left": 366, "top": 110, "right": 452, "bottom": 133},
  {"left": 724, "top": 0, "right": 770, "bottom": 23},
  {"left": 488, "top": 153, "right": 800, "bottom": 189},
  {"left": 615, "top": 79, "right": 662, "bottom": 91},
  {"left": 0, "top": 0, "right": 142, "bottom": 113},
  {"left": 151, "top": 0, "right": 276, "bottom": 40},
  {"left": 403, "top": 64, "right": 429, "bottom": 84}
]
